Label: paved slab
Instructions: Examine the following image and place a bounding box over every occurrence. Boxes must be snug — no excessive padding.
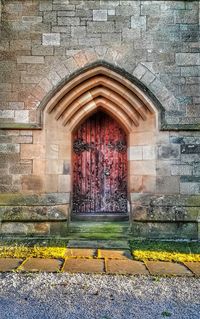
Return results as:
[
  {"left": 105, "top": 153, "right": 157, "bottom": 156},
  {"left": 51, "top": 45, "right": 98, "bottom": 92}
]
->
[
  {"left": 63, "top": 258, "right": 105, "bottom": 273},
  {"left": 0, "top": 258, "right": 23, "bottom": 272},
  {"left": 184, "top": 262, "right": 200, "bottom": 276},
  {"left": 106, "top": 259, "right": 149, "bottom": 275},
  {"left": 145, "top": 261, "right": 193, "bottom": 276},
  {"left": 98, "top": 249, "right": 132, "bottom": 260},
  {"left": 20, "top": 258, "right": 63, "bottom": 272},
  {"left": 67, "top": 240, "right": 129, "bottom": 249},
  {"left": 65, "top": 248, "right": 96, "bottom": 258}
]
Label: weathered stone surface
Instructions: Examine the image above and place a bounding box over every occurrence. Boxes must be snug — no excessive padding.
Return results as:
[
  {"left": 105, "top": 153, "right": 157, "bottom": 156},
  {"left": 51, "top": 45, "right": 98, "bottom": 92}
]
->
[
  {"left": 65, "top": 248, "right": 95, "bottom": 258},
  {"left": 184, "top": 262, "right": 200, "bottom": 277},
  {"left": 0, "top": 193, "right": 70, "bottom": 206},
  {"left": 131, "top": 222, "right": 198, "bottom": 239},
  {"left": 106, "top": 260, "right": 148, "bottom": 275},
  {"left": 181, "top": 144, "right": 200, "bottom": 154},
  {"left": 98, "top": 249, "right": 132, "bottom": 260},
  {"left": 0, "top": 205, "right": 69, "bottom": 221},
  {"left": 157, "top": 144, "right": 180, "bottom": 160},
  {"left": 20, "top": 258, "right": 62, "bottom": 272},
  {"left": 63, "top": 259, "right": 104, "bottom": 273},
  {"left": 0, "top": 258, "right": 23, "bottom": 272},
  {"left": 1, "top": 222, "right": 50, "bottom": 235},
  {"left": 145, "top": 261, "right": 193, "bottom": 276},
  {"left": 42, "top": 33, "right": 61, "bottom": 46},
  {"left": 93, "top": 10, "right": 107, "bottom": 21}
]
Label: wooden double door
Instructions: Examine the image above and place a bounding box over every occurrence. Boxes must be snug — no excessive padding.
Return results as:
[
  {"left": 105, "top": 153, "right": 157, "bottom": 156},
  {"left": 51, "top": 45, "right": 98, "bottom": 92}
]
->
[{"left": 72, "top": 111, "right": 127, "bottom": 215}]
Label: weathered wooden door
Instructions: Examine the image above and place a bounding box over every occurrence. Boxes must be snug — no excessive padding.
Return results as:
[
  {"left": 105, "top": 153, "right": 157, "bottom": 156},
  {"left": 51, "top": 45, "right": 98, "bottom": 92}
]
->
[{"left": 72, "top": 111, "right": 127, "bottom": 214}]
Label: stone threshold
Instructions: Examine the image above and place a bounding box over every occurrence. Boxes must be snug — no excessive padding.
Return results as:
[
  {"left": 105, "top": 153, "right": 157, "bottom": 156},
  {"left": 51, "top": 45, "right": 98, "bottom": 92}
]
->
[{"left": 0, "top": 248, "right": 199, "bottom": 276}]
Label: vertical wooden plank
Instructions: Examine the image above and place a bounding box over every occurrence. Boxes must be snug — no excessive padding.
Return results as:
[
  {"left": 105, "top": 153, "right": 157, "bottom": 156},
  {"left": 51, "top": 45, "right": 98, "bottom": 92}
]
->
[{"left": 72, "top": 111, "right": 127, "bottom": 214}]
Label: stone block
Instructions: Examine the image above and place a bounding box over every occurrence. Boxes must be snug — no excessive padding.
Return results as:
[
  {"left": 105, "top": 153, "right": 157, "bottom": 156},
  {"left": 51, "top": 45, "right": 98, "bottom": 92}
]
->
[
  {"left": 175, "top": 9, "right": 199, "bottom": 24},
  {"left": 180, "top": 182, "right": 200, "bottom": 195},
  {"left": 184, "top": 262, "right": 200, "bottom": 277},
  {"left": 130, "top": 132, "right": 156, "bottom": 146},
  {"left": 176, "top": 53, "right": 200, "bottom": 66},
  {"left": 21, "top": 144, "right": 44, "bottom": 159},
  {"left": 46, "top": 144, "right": 59, "bottom": 159},
  {"left": 128, "top": 146, "right": 142, "bottom": 160},
  {"left": 131, "top": 221, "right": 198, "bottom": 240},
  {"left": 53, "top": 4, "right": 75, "bottom": 11},
  {"left": 130, "top": 161, "right": 156, "bottom": 176},
  {"left": 17, "top": 56, "right": 45, "bottom": 64},
  {"left": 156, "top": 176, "right": 180, "bottom": 194},
  {"left": 0, "top": 204, "right": 68, "bottom": 221},
  {"left": 58, "top": 175, "right": 71, "bottom": 192},
  {"left": 14, "top": 110, "right": 29, "bottom": 123},
  {"left": 181, "top": 144, "right": 200, "bottom": 154},
  {"left": 39, "top": 1, "right": 53, "bottom": 11},
  {"left": 87, "top": 21, "right": 114, "bottom": 33},
  {"left": 132, "top": 64, "right": 146, "bottom": 79},
  {"left": 58, "top": 17, "right": 80, "bottom": 25},
  {"left": 57, "top": 10, "right": 76, "bottom": 17},
  {"left": 0, "top": 192, "right": 70, "bottom": 206},
  {"left": 171, "top": 164, "right": 192, "bottom": 176},
  {"left": 157, "top": 144, "right": 180, "bottom": 160},
  {"left": 8, "top": 102, "right": 25, "bottom": 110},
  {"left": 65, "top": 249, "right": 95, "bottom": 258},
  {"left": 142, "top": 176, "right": 156, "bottom": 193},
  {"left": 0, "top": 144, "right": 20, "bottom": 153},
  {"left": 44, "top": 174, "right": 58, "bottom": 192},
  {"left": 106, "top": 260, "right": 148, "bottom": 275},
  {"left": 181, "top": 66, "right": 200, "bottom": 77},
  {"left": 142, "top": 146, "right": 156, "bottom": 160},
  {"left": 145, "top": 261, "right": 192, "bottom": 277},
  {"left": 0, "top": 258, "right": 23, "bottom": 272},
  {"left": 131, "top": 16, "right": 146, "bottom": 31},
  {"left": 129, "top": 175, "right": 143, "bottom": 193},
  {"left": 9, "top": 162, "right": 32, "bottom": 175},
  {"left": 1, "top": 222, "right": 50, "bottom": 235},
  {"left": 20, "top": 258, "right": 62, "bottom": 272},
  {"left": 98, "top": 249, "right": 132, "bottom": 260},
  {"left": 71, "top": 26, "right": 86, "bottom": 38},
  {"left": 32, "top": 45, "right": 54, "bottom": 55},
  {"left": 0, "top": 110, "right": 14, "bottom": 118},
  {"left": 42, "top": 33, "right": 61, "bottom": 46},
  {"left": 108, "top": 9, "right": 115, "bottom": 16},
  {"left": 0, "top": 175, "right": 12, "bottom": 185},
  {"left": 93, "top": 10, "right": 107, "bottom": 21},
  {"left": 21, "top": 175, "right": 44, "bottom": 192},
  {"left": 63, "top": 259, "right": 104, "bottom": 273}
]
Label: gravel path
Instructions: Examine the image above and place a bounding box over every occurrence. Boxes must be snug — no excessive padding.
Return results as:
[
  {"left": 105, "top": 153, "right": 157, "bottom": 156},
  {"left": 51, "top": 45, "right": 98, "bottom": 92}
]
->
[{"left": 0, "top": 273, "right": 200, "bottom": 319}]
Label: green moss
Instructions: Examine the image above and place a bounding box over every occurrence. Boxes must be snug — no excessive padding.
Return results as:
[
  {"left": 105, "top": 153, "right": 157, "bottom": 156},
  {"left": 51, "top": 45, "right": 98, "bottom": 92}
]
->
[{"left": 187, "top": 196, "right": 200, "bottom": 207}]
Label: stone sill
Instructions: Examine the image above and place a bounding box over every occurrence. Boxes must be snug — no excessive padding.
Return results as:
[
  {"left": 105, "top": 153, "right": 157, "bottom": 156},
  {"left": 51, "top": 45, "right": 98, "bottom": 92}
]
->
[
  {"left": 0, "top": 122, "right": 200, "bottom": 131},
  {"left": 0, "top": 123, "right": 42, "bottom": 130}
]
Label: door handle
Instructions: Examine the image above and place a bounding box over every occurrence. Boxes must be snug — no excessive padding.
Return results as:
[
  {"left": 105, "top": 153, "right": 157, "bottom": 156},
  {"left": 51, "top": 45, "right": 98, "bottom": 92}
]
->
[{"left": 104, "top": 169, "right": 110, "bottom": 176}]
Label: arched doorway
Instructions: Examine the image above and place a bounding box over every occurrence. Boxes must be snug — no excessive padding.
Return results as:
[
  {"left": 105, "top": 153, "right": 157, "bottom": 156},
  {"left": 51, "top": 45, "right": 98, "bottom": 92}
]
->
[{"left": 72, "top": 111, "right": 128, "bottom": 216}]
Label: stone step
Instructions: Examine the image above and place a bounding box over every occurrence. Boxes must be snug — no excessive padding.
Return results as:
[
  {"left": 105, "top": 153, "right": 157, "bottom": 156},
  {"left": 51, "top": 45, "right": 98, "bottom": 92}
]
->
[
  {"left": 69, "top": 221, "right": 130, "bottom": 234},
  {"left": 67, "top": 240, "right": 130, "bottom": 249},
  {"left": 71, "top": 214, "right": 129, "bottom": 222},
  {"left": 68, "top": 221, "right": 130, "bottom": 240}
]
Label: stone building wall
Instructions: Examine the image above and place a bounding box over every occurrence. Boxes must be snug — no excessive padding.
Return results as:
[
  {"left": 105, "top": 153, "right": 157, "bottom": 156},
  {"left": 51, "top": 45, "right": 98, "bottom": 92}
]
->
[{"left": 0, "top": 0, "right": 199, "bottom": 239}]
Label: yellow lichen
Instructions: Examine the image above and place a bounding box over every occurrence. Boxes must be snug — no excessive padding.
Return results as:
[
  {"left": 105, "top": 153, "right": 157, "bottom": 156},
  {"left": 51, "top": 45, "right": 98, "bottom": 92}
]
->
[
  {"left": 132, "top": 250, "right": 200, "bottom": 263},
  {"left": 0, "top": 245, "right": 67, "bottom": 259}
]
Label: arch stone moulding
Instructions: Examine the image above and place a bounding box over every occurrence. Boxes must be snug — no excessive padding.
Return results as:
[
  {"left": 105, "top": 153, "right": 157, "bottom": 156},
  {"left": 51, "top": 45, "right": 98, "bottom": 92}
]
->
[{"left": 45, "top": 64, "right": 159, "bottom": 128}]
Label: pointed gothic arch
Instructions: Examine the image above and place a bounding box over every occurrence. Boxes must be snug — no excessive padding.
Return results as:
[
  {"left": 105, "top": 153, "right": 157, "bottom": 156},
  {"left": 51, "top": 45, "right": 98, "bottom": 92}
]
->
[{"left": 44, "top": 64, "right": 158, "bottom": 133}]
